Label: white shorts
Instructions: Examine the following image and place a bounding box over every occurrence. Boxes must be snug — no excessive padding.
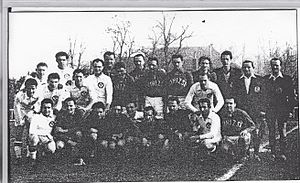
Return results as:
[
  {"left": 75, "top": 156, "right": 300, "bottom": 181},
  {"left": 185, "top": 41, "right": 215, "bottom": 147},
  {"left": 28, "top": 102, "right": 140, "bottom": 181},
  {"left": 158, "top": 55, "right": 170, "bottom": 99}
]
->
[{"left": 145, "top": 96, "right": 164, "bottom": 118}]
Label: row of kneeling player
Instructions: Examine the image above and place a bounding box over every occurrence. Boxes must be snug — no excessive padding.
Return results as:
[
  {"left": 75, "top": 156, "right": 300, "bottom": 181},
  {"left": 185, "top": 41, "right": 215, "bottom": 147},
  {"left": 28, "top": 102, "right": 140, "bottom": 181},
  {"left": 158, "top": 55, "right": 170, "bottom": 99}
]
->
[{"left": 24, "top": 95, "right": 256, "bottom": 167}]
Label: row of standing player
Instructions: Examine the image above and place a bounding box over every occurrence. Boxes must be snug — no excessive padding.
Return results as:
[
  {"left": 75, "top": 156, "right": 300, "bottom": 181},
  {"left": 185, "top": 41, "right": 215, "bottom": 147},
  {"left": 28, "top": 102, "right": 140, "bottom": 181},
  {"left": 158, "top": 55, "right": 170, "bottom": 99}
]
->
[{"left": 13, "top": 50, "right": 297, "bottom": 166}]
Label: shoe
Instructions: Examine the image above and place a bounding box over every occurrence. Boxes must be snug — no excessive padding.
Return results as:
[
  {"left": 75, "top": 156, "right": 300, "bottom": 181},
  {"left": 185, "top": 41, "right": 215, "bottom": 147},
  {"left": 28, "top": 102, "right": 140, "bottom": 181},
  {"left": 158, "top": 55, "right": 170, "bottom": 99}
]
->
[
  {"left": 74, "top": 158, "right": 86, "bottom": 166},
  {"left": 278, "top": 154, "right": 287, "bottom": 161}
]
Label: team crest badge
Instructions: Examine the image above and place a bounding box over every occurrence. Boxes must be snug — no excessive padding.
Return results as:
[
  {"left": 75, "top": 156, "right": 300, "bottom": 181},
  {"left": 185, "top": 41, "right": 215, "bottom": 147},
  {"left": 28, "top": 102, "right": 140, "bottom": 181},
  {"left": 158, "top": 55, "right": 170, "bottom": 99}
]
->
[
  {"left": 206, "top": 122, "right": 211, "bottom": 130},
  {"left": 207, "top": 92, "right": 213, "bottom": 98},
  {"left": 52, "top": 95, "right": 59, "bottom": 104},
  {"left": 81, "top": 86, "right": 88, "bottom": 96},
  {"left": 98, "top": 82, "right": 104, "bottom": 88},
  {"left": 276, "top": 87, "right": 283, "bottom": 94},
  {"left": 64, "top": 73, "right": 70, "bottom": 79},
  {"left": 254, "top": 86, "right": 261, "bottom": 93},
  {"left": 49, "top": 121, "right": 55, "bottom": 127}
]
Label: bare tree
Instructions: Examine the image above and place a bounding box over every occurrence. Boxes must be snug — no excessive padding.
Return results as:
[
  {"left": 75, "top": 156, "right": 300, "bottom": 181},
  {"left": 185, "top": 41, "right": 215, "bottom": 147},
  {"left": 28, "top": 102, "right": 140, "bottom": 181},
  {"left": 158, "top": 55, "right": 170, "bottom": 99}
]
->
[
  {"left": 106, "top": 15, "right": 135, "bottom": 62},
  {"left": 68, "top": 37, "right": 86, "bottom": 69},
  {"left": 149, "top": 14, "right": 193, "bottom": 71}
]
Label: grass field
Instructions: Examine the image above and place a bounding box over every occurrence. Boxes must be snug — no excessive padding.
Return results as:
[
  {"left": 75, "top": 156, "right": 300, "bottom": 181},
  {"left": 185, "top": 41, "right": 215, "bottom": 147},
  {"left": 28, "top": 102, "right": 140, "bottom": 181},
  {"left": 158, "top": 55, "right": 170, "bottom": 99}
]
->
[{"left": 7, "top": 119, "right": 300, "bottom": 182}]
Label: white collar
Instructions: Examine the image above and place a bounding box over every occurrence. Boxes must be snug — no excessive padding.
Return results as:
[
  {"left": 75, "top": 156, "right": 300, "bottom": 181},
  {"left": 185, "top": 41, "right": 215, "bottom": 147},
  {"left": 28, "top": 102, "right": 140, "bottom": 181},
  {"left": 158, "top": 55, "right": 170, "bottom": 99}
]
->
[
  {"left": 269, "top": 72, "right": 283, "bottom": 80},
  {"left": 240, "top": 73, "right": 256, "bottom": 79}
]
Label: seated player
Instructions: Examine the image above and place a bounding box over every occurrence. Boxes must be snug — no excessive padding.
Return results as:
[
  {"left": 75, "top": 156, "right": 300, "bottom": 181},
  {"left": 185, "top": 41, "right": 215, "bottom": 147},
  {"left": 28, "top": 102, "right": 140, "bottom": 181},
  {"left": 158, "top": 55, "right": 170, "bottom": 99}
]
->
[
  {"left": 125, "top": 101, "right": 144, "bottom": 122},
  {"left": 13, "top": 78, "right": 40, "bottom": 164},
  {"left": 165, "top": 96, "right": 192, "bottom": 152},
  {"left": 137, "top": 106, "right": 171, "bottom": 159},
  {"left": 83, "top": 102, "right": 108, "bottom": 161},
  {"left": 28, "top": 98, "right": 57, "bottom": 168},
  {"left": 189, "top": 98, "right": 222, "bottom": 158},
  {"left": 54, "top": 97, "right": 85, "bottom": 165},
  {"left": 219, "top": 97, "right": 256, "bottom": 162},
  {"left": 104, "top": 105, "right": 139, "bottom": 159},
  {"left": 39, "top": 72, "right": 70, "bottom": 113}
]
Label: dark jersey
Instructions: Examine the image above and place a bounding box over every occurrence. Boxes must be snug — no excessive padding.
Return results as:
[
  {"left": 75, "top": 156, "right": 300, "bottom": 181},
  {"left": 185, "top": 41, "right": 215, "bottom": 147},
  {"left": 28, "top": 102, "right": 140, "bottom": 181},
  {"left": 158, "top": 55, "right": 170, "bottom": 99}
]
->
[
  {"left": 192, "top": 70, "right": 217, "bottom": 83},
  {"left": 164, "top": 68, "right": 193, "bottom": 96},
  {"left": 138, "top": 69, "right": 166, "bottom": 97},
  {"left": 111, "top": 73, "right": 136, "bottom": 106},
  {"left": 137, "top": 118, "right": 170, "bottom": 141},
  {"left": 165, "top": 109, "right": 192, "bottom": 134},
  {"left": 219, "top": 108, "right": 255, "bottom": 136},
  {"left": 83, "top": 110, "right": 108, "bottom": 139}
]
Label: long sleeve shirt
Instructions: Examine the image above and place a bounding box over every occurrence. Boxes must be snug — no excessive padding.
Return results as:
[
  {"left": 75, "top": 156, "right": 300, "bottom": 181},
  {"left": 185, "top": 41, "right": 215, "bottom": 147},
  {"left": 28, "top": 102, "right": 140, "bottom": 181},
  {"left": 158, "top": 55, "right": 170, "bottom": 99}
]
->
[
  {"left": 39, "top": 85, "right": 70, "bottom": 111},
  {"left": 111, "top": 74, "right": 136, "bottom": 106},
  {"left": 139, "top": 69, "right": 166, "bottom": 97},
  {"left": 53, "top": 67, "right": 74, "bottom": 86},
  {"left": 219, "top": 108, "right": 256, "bottom": 136},
  {"left": 185, "top": 81, "right": 224, "bottom": 113},
  {"left": 67, "top": 85, "right": 93, "bottom": 109},
  {"left": 84, "top": 74, "right": 113, "bottom": 106}
]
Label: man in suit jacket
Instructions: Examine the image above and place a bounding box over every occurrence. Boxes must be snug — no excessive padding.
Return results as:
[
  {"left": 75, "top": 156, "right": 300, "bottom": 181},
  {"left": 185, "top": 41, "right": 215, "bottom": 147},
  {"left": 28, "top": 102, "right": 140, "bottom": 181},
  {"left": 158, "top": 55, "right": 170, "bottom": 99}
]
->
[
  {"left": 214, "top": 51, "right": 242, "bottom": 99},
  {"left": 233, "top": 60, "right": 267, "bottom": 161},
  {"left": 264, "top": 58, "right": 296, "bottom": 161}
]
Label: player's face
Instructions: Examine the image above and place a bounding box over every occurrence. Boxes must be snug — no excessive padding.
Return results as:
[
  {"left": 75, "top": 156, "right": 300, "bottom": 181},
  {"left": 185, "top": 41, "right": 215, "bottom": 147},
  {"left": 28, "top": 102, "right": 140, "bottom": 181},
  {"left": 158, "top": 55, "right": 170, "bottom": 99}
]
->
[
  {"left": 126, "top": 103, "right": 137, "bottom": 115},
  {"left": 221, "top": 54, "right": 232, "bottom": 68},
  {"left": 41, "top": 103, "right": 53, "bottom": 117},
  {"left": 74, "top": 72, "right": 84, "bottom": 86},
  {"left": 26, "top": 85, "right": 37, "bottom": 97},
  {"left": 94, "top": 108, "right": 105, "bottom": 119},
  {"left": 172, "top": 58, "right": 183, "bottom": 69},
  {"left": 48, "top": 78, "right": 59, "bottom": 90},
  {"left": 200, "top": 59, "right": 210, "bottom": 72},
  {"left": 66, "top": 100, "right": 76, "bottom": 114},
  {"left": 225, "top": 99, "right": 236, "bottom": 113},
  {"left": 199, "top": 75, "right": 208, "bottom": 89},
  {"left": 148, "top": 60, "right": 158, "bottom": 71},
  {"left": 199, "top": 102, "right": 210, "bottom": 117},
  {"left": 242, "top": 62, "right": 254, "bottom": 77},
  {"left": 56, "top": 56, "right": 68, "bottom": 69},
  {"left": 112, "top": 106, "right": 122, "bottom": 115},
  {"left": 168, "top": 100, "right": 179, "bottom": 113},
  {"left": 116, "top": 67, "right": 126, "bottom": 78},
  {"left": 104, "top": 54, "right": 115, "bottom": 70},
  {"left": 144, "top": 110, "right": 154, "bottom": 121},
  {"left": 93, "top": 61, "right": 104, "bottom": 76},
  {"left": 36, "top": 66, "right": 47, "bottom": 78},
  {"left": 271, "top": 59, "right": 281, "bottom": 75},
  {"left": 134, "top": 56, "right": 145, "bottom": 69}
]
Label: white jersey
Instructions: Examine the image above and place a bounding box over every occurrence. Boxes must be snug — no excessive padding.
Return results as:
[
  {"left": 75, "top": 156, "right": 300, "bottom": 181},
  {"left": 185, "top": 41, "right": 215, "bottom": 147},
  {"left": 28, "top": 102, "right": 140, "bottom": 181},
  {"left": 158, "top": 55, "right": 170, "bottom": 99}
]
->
[
  {"left": 19, "top": 74, "right": 48, "bottom": 92},
  {"left": 39, "top": 85, "right": 70, "bottom": 111},
  {"left": 53, "top": 67, "right": 74, "bottom": 86},
  {"left": 84, "top": 74, "right": 113, "bottom": 105},
  {"left": 29, "top": 113, "right": 56, "bottom": 137},
  {"left": 14, "top": 91, "right": 40, "bottom": 126},
  {"left": 185, "top": 81, "right": 224, "bottom": 113}
]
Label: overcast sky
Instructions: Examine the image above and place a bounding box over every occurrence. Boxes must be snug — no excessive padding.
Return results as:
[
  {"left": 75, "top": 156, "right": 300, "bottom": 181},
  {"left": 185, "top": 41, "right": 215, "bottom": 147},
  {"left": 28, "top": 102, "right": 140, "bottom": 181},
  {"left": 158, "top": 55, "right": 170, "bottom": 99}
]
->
[{"left": 9, "top": 9, "right": 297, "bottom": 78}]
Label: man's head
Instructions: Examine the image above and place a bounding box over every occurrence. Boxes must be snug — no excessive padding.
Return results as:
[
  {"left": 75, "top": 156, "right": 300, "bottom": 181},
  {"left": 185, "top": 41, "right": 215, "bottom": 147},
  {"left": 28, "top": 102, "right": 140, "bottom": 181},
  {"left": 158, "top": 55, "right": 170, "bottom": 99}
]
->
[
  {"left": 55, "top": 51, "right": 69, "bottom": 69},
  {"left": 47, "top": 73, "right": 60, "bottom": 90},
  {"left": 199, "top": 74, "right": 209, "bottom": 90},
  {"left": 198, "top": 56, "right": 211, "bottom": 73},
  {"left": 172, "top": 54, "right": 184, "bottom": 70},
  {"left": 112, "top": 105, "right": 122, "bottom": 116},
  {"left": 198, "top": 98, "right": 211, "bottom": 118},
  {"left": 64, "top": 97, "right": 76, "bottom": 114},
  {"left": 144, "top": 106, "right": 156, "bottom": 121},
  {"left": 126, "top": 101, "right": 138, "bottom": 117},
  {"left": 270, "top": 58, "right": 282, "bottom": 75},
  {"left": 40, "top": 98, "right": 54, "bottom": 117},
  {"left": 36, "top": 62, "right": 48, "bottom": 79},
  {"left": 73, "top": 69, "right": 84, "bottom": 86},
  {"left": 91, "top": 102, "right": 106, "bottom": 119},
  {"left": 92, "top": 58, "right": 104, "bottom": 76},
  {"left": 167, "top": 96, "right": 180, "bottom": 113},
  {"left": 242, "top": 60, "right": 255, "bottom": 78},
  {"left": 221, "top": 50, "right": 233, "bottom": 69},
  {"left": 133, "top": 54, "right": 145, "bottom": 70},
  {"left": 114, "top": 62, "right": 127, "bottom": 78},
  {"left": 24, "top": 78, "right": 38, "bottom": 97},
  {"left": 148, "top": 57, "right": 159, "bottom": 72},
  {"left": 103, "top": 51, "right": 116, "bottom": 70},
  {"left": 224, "top": 97, "right": 237, "bottom": 114}
]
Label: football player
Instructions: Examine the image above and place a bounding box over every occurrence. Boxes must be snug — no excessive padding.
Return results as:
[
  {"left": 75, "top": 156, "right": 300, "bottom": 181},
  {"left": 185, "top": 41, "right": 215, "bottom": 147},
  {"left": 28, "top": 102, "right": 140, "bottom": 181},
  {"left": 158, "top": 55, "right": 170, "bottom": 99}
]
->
[
  {"left": 28, "top": 98, "right": 57, "bottom": 168},
  {"left": 53, "top": 51, "right": 74, "bottom": 87},
  {"left": 13, "top": 78, "right": 40, "bottom": 164}
]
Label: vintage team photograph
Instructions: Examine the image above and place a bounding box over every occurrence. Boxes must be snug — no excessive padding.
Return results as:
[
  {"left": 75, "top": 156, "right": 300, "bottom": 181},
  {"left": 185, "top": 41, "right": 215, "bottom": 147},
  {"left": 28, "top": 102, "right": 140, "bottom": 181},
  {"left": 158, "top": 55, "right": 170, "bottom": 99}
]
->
[{"left": 7, "top": 8, "right": 299, "bottom": 182}]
